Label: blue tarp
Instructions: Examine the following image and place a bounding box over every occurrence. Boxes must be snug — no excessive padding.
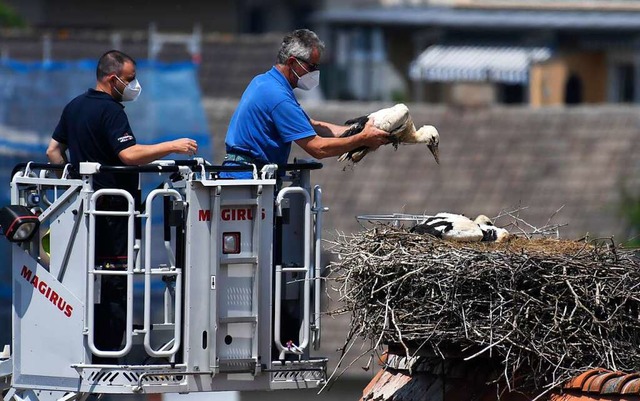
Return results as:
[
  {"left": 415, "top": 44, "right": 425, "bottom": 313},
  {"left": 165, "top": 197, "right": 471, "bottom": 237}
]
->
[
  {"left": 0, "top": 59, "right": 211, "bottom": 344},
  {"left": 0, "top": 59, "right": 210, "bottom": 153}
]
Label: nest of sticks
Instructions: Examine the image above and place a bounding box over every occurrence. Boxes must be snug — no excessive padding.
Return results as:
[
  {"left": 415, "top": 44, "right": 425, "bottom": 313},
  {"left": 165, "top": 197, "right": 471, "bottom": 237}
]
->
[{"left": 327, "top": 217, "right": 640, "bottom": 397}]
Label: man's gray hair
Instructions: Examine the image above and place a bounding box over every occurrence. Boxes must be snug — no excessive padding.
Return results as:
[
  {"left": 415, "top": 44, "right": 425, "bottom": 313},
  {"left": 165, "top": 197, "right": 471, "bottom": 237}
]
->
[{"left": 277, "top": 29, "right": 325, "bottom": 64}]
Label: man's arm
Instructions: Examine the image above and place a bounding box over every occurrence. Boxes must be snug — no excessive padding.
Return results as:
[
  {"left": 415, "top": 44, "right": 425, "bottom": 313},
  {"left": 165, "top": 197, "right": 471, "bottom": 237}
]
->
[
  {"left": 118, "top": 138, "right": 198, "bottom": 165},
  {"left": 46, "top": 139, "right": 68, "bottom": 164},
  {"left": 310, "top": 118, "right": 349, "bottom": 138},
  {"left": 295, "top": 120, "right": 390, "bottom": 159}
]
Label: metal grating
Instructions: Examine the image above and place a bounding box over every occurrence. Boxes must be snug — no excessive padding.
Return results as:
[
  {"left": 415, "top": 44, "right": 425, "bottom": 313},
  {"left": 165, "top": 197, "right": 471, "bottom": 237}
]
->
[
  {"left": 78, "top": 367, "right": 187, "bottom": 387},
  {"left": 272, "top": 369, "right": 324, "bottom": 382},
  {"left": 269, "top": 358, "right": 327, "bottom": 384},
  {"left": 218, "top": 358, "right": 257, "bottom": 373}
]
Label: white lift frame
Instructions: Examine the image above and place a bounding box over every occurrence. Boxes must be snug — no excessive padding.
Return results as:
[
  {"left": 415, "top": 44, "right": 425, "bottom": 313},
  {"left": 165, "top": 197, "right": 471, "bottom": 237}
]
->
[{"left": 0, "top": 159, "right": 328, "bottom": 401}]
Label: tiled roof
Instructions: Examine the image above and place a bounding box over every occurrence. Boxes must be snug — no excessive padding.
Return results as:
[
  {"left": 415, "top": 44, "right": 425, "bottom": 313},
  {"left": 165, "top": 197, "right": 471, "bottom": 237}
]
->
[
  {"left": 360, "top": 353, "right": 533, "bottom": 401},
  {"left": 360, "top": 359, "right": 640, "bottom": 401},
  {"left": 556, "top": 369, "right": 640, "bottom": 398}
]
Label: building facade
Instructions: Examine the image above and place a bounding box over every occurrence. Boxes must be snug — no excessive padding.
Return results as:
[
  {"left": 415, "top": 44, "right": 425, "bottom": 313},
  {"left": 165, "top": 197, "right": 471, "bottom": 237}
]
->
[
  {"left": 316, "top": 0, "right": 640, "bottom": 105},
  {"left": 2, "top": 0, "right": 321, "bottom": 33}
]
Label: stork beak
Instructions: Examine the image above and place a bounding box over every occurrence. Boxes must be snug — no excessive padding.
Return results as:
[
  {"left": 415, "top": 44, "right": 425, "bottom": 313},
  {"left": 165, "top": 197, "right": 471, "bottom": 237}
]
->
[{"left": 428, "top": 144, "right": 440, "bottom": 164}]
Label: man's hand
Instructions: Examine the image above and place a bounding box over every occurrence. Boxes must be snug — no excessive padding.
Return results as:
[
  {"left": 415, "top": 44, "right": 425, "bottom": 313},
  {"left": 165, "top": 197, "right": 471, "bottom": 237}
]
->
[
  {"left": 359, "top": 120, "right": 391, "bottom": 150},
  {"left": 171, "top": 138, "right": 199, "bottom": 156}
]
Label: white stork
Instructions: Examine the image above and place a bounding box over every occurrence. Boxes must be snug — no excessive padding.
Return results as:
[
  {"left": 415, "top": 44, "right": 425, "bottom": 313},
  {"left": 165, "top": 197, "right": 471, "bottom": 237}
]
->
[
  {"left": 410, "top": 213, "right": 510, "bottom": 243},
  {"left": 474, "top": 215, "right": 511, "bottom": 243},
  {"left": 337, "top": 103, "right": 440, "bottom": 165}
]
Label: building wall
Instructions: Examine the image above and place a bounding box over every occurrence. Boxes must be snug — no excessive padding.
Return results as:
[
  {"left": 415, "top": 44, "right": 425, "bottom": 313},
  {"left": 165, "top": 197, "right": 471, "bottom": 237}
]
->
[
  {"left": 323, "top": 0, "right": 385, "bottom": 9},
  {"left": 4, "top": 0, "right": 237, "bottom": 31},
  {"left": 3, "top": 0, "right": 321, "bottom": 33},
  {"left": 530, "top": 60, "right": 566, "bottom": 106},
  {"left": 565, "top": 52, "right": 607, "bottom": 103},
  {"left": 531, "top": 52, "right": 607, "bottom": 106},
  {"left": 447, "top": 82, "right": 497, "bottom": 107},
  {"left": 456, "top": 0, "right": 640, "bottom": 9},
  {"left": 377, "top": 0, "right": 640, "bottom": 9}
]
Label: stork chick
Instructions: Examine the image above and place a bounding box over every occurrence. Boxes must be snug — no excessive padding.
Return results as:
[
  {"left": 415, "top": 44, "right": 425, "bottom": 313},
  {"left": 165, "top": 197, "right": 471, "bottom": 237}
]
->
[
  {"left": 474, "top": 215, "right": 511, "bottom": 243},
  {"left": 337, "top": 103, "right": 440, "bottom": 165},
  {"left": 410, "top": 213, "right": 510, "bottom": 243},
  {"left": 411, "top": 213, "right": 483, "bottom": 242}
]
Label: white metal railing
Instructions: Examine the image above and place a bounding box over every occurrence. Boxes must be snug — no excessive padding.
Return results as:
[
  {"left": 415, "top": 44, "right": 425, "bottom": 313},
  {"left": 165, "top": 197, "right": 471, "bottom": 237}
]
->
[
  {"left": 87, "top": 189, "right": 136, "bottom": 359},
  {"left": 142, "top": 189, "right": 183, "bottom": 359},
  {"left": 274, "top": 187, "right": 311, "bottom": 360},
  {"left": 311, "top": 185, "right": 327, "bottom": 351},
  {"left": 251, "top": 185, "right": 263, "bottom": 365},
  {"left": 356, "top": 212, "right": 434, "bottom": 227}
]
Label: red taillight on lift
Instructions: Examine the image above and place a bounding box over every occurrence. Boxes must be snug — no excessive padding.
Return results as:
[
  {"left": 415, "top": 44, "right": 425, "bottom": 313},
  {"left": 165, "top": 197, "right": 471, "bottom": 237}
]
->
[{"left": 222, "top": 232, "right": 241, "bottom": 254}]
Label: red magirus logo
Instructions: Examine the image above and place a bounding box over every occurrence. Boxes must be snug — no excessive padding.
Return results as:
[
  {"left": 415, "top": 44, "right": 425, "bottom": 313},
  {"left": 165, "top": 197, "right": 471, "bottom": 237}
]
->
[{"left": 20, "top": 265, "right": 73, "bottom": 318}]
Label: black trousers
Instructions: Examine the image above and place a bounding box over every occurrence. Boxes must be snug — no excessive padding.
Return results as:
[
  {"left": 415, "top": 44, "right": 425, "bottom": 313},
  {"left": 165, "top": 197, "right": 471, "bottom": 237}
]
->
[{"left": 92, "top": 274, "right": 126, "bottom": 364}]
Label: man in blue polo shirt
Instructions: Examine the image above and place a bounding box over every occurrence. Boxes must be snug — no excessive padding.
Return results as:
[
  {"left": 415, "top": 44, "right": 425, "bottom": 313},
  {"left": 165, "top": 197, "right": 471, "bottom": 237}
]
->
[
  {"left": 222, "top": 29, "right": 390, "bottom": 178},
  {"left": 46, "top": 50, "right": 198, "bottom": 363}
]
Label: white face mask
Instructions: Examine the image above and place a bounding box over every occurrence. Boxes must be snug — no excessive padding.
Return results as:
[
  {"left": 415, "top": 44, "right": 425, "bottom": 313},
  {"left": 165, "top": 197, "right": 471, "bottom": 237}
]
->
[
  {"left": 115, "top": 76, "right": 142, "bottom": 102},
  {"left": 297, "top": 70, "right": 320, "bottom": 91},
  {"left": 293, "top": 59, "right": 320, "bottom": 91}
]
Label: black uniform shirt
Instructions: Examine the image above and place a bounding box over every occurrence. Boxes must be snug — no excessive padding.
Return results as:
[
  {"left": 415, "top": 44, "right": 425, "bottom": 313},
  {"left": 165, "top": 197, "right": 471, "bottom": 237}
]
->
[{"left": 52, "top": 89, "right": 137, "bottom": 194}]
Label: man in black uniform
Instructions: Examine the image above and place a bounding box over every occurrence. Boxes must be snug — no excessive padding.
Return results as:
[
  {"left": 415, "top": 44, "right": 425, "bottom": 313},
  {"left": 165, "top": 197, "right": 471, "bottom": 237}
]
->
[{"left": 46, "top": 50, "right": 198, "bottom": 363}]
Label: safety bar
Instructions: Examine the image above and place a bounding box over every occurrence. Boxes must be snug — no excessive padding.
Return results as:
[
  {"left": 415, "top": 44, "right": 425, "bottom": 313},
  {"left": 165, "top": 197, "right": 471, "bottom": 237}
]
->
[
  {"left": 10, "top": 160, "right": 261, "bottom": 179},
  {"left": 99, "top": 164, "right": 254, "bottom": 173},
  {"left": 311, "top": 185, "right": 327, "bottom": 351},
  {"left": 9, "top": 163, "right": 83, "bottom": 212},
  {"left": 87, "top": 189, "right": 135, "bottom": 359},
  {"left": 274, "top": 187, "right": 311, "bottom": 359},
  {"left": 10, "top": 162, "right": 69, "bottom": 179},
  {"left": 143, "top": 189, "right": 184, "bottom": 358},
  {"left": 280, "top": 161, "right": 323, "bottom": 172}
]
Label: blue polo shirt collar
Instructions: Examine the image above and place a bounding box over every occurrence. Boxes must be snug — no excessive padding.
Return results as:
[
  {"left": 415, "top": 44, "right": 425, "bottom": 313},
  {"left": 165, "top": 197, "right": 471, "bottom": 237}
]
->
[{"left": 267, "top": 66, "right": 293, "bottom": 93}]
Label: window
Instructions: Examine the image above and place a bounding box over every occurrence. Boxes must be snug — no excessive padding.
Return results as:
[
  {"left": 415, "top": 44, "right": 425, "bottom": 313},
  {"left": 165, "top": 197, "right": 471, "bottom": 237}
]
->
[
  {"left": 614, "top": 63, "right": 635, "bottom": 103},
  {"left": 499, "top": 83, "right": 525, "bottom": 104}
]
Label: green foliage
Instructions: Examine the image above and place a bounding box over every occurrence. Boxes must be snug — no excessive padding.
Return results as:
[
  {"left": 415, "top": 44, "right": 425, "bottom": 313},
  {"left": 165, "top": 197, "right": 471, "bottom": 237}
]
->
[
  {"left": 390, "top": 89, "right": 407, "bottom": 103},
  {"left": 0, "top": 1, "right": 26, "bottom": 28},
  {"left": 618, "top": 184, "right": 640, "bottom": 247}
]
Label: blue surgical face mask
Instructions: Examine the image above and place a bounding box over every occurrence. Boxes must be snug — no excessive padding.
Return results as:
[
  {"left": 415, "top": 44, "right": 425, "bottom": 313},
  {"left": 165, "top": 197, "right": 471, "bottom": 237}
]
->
[{"left": 115, "top": 76, "right": 142, "bottom": 102}]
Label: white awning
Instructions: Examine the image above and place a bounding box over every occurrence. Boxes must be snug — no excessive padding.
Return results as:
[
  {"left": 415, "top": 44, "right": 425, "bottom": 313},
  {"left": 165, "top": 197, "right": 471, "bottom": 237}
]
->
[{"left": 409, "top": 45, "right": 552, "bottom": 84}]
